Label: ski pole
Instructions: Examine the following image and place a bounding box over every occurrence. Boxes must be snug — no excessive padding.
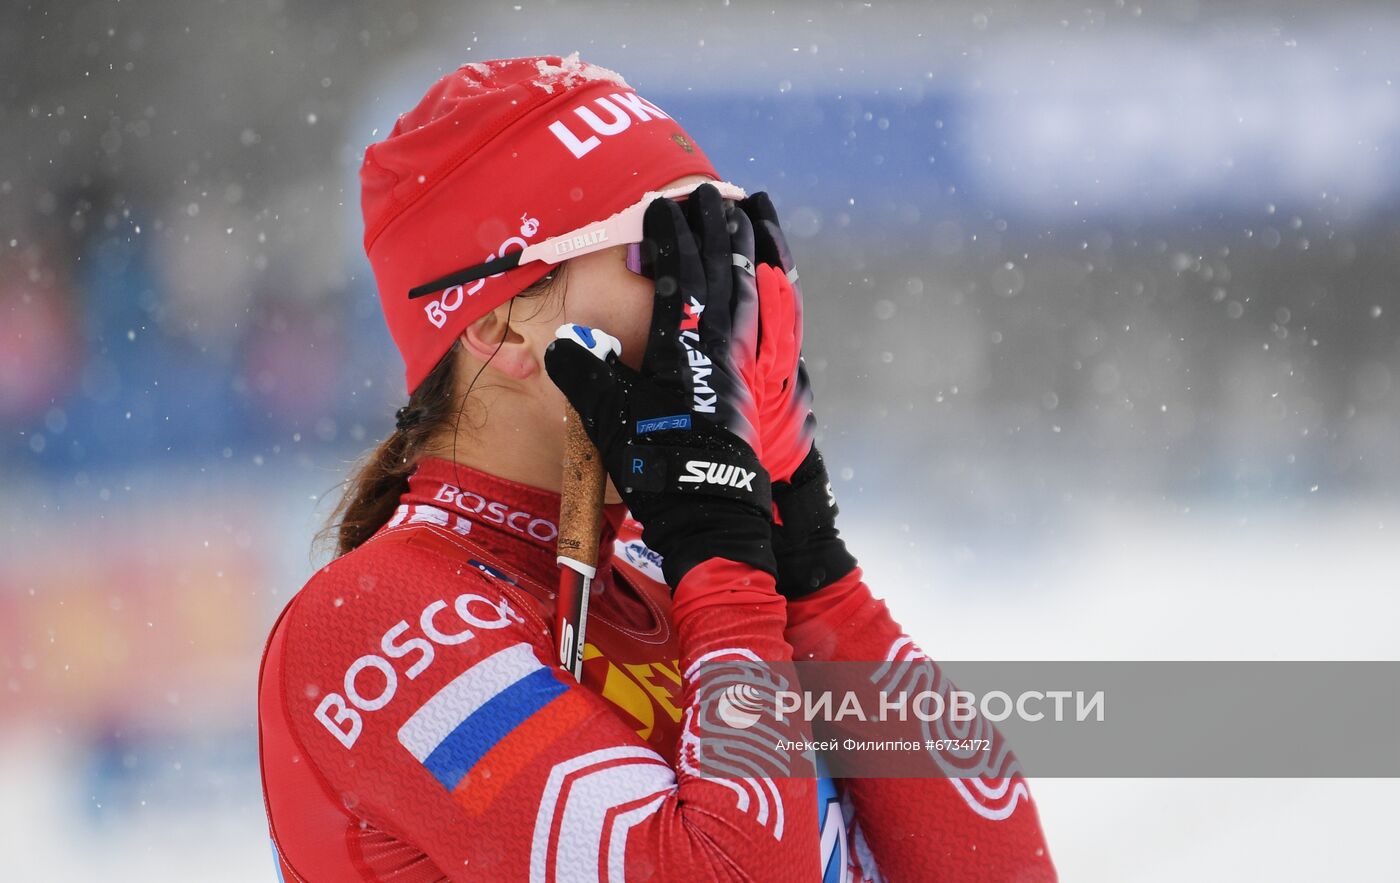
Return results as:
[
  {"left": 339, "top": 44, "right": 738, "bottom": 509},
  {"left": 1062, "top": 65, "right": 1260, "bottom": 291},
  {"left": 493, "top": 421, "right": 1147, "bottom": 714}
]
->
[
  {"left": 553, "top": 323, "right": 621, "bottom": 681},
  {"left": 555, "top": 399, "right": 606, "bottom": 682}
]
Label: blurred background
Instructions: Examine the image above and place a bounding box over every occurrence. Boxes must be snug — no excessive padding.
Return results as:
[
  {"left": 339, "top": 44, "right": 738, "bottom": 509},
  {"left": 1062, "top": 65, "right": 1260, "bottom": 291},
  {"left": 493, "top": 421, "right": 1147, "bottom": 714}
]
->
[{"left": 3, "top": 1, "right": 1397, "bottom": 879}]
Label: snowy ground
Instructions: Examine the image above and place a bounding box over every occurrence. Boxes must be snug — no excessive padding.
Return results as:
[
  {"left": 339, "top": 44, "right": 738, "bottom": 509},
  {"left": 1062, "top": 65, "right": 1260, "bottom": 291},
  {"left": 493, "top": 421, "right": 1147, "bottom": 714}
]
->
[{"left": 3, "top": 477, "right": 1396, "bottom": 881}]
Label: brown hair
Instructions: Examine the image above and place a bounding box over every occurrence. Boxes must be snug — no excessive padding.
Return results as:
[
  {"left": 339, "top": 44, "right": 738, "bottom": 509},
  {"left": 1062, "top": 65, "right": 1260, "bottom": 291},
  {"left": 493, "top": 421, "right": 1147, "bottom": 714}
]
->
[{"left": 318, "top": 269, "right": 565, "bottom": 559}]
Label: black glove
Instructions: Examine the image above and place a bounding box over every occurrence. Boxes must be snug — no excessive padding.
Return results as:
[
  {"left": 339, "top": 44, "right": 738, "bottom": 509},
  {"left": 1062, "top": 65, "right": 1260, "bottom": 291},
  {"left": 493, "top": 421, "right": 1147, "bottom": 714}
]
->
[
  {"left": 736, "top": 193, "right": 857, "bottom": 598},
  {"left": 770, "top": 445, "right": 858, "bottom": 598},
  {"left": 736, "top": 191, "right": 817, "bottom": 484},
  {"left": 544, "top": 184, "right": 774, "bottom": 588}
]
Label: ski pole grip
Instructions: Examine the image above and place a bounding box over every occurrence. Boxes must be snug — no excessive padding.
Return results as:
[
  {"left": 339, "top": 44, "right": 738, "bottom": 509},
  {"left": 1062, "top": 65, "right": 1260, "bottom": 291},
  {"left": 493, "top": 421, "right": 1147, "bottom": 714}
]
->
[{"left": 557, "top": 406, "right": 606, "bottom": 570}]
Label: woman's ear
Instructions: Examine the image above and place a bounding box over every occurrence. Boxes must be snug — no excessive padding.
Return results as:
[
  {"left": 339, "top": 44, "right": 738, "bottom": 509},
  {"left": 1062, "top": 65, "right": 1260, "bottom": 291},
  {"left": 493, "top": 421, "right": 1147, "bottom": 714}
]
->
[{"left": 458, "top": 302, "right": 538, "bottom": 380}]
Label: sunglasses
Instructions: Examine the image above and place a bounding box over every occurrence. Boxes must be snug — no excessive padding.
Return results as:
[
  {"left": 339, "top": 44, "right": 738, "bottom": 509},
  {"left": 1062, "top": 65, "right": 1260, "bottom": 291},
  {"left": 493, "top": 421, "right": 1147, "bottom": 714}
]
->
[{"left": 407, "top": 180, "right": 747, "bottom": 301}]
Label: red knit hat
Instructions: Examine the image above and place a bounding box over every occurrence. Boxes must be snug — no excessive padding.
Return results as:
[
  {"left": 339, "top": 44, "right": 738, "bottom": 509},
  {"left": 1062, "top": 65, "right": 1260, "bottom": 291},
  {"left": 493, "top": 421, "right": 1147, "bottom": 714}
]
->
[{"left": 360, "top": 54, "right": 720, "bottom": 392}]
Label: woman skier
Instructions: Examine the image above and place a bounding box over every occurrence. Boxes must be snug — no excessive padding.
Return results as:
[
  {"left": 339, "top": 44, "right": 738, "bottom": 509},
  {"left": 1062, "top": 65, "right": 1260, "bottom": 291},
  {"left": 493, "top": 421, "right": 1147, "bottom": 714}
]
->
[{"left": 258, "top": 54, "right": 1055, "bottom": 882}]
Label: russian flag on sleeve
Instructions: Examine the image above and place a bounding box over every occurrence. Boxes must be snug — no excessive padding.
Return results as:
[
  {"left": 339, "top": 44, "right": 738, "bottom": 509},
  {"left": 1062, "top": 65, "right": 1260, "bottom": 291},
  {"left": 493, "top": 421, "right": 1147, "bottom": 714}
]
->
[{"left": 398, "top": 642, "right": 592, "bottom": 816}]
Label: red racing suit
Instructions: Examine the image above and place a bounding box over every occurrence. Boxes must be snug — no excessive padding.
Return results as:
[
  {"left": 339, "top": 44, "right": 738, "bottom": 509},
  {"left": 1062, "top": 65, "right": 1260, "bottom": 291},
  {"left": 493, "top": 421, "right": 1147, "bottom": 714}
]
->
[{"left": 259, "top": 456, "right": 1055, "bottom": 881}]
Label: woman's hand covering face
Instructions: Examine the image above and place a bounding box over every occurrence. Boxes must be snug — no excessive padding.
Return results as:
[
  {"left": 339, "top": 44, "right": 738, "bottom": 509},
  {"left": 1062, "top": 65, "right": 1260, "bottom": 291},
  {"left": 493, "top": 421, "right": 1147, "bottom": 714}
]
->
[
  {"left": 736, "top": 191, "right": 818, "bottom": 485},
  {"left": 544, "top": 184, "right": 775, "bottom": 588}
]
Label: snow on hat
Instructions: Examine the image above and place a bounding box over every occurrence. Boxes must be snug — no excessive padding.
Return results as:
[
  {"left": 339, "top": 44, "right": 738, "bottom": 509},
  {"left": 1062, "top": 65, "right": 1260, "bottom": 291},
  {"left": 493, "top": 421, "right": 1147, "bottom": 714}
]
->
[{"left": 361, "top": 53, "right": 719, "bottom": 392}]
